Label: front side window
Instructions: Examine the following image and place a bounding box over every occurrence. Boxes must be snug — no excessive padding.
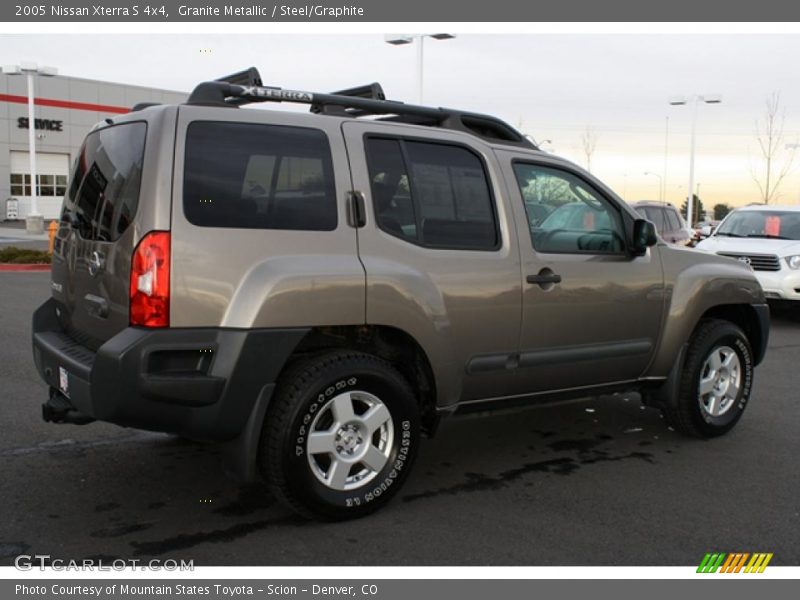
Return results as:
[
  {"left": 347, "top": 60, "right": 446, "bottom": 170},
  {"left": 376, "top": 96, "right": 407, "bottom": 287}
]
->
[
  {"left": 513, "top": 163, "right": 625, "bottom": 254},
  {"left": 184, "top": 122, "right": 337, "bottom": 231},
  {"left": 365, "top": 137, "right": 498, "bottom": 250}
]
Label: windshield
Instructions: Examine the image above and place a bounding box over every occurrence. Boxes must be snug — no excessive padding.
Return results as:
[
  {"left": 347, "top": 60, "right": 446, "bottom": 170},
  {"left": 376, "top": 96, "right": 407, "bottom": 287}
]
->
[{"left": 715, "top": 210, "right": 800, "bottom": 240}]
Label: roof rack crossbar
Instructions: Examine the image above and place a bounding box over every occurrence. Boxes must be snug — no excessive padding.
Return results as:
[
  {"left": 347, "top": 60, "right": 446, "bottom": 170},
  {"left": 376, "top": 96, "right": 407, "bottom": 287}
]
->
[
  {"left": 215, "top": 67, "right": 262, "bottom": 87},
  {"left": 328, "top": 82, "right": 385, "bottom": 101}
]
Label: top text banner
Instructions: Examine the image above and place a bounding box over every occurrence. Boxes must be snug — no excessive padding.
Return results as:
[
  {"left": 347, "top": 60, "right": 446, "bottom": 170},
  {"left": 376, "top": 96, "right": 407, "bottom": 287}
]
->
[{"left": 3, "top": 0, "right": 800, "bottom": 22}]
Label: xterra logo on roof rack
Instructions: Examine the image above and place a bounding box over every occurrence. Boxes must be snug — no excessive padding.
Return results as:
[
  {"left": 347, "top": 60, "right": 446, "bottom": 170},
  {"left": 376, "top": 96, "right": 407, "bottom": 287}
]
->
[{"left": 240, "top": 87, "right": 314, "bottom": 102}]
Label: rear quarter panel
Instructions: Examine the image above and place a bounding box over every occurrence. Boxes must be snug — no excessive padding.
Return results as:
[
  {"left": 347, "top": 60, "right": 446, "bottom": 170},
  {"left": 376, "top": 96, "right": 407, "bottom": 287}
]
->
[{"left": 169, "top": 106, "right": 365, "bottom": 329}]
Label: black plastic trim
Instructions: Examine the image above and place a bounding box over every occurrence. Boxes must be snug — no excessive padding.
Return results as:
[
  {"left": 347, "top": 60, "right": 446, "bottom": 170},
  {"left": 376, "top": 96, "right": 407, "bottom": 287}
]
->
[
  {"left": 32, "top": 298, "right": 309, "bottom": 441},
  {"left": 751, "top": 302, "right": 770, "bottom": 366}
]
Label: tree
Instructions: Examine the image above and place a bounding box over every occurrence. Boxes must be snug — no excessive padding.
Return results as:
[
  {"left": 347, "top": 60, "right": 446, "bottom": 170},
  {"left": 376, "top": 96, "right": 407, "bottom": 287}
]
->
[
  {"left": 713, "top": 203, "right": 732, "bottom": 220},
  {"left": 581, "top": 126, "right": 598, "bottom": 173},
  {"left": 752, "top": 92, "right": 796, "bottom": 204},
  {"left": 680, "top": 195, "right": 705, "bottom": 226}
]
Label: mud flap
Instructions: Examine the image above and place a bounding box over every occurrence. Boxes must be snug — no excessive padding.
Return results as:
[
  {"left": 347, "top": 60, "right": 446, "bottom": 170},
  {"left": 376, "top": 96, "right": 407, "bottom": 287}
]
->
[
  {"left": 219, "top": 383, "right": 275, "bottom": 483},
  {"left": 642, "top": 343, "right": 688, "bottom": 409}
]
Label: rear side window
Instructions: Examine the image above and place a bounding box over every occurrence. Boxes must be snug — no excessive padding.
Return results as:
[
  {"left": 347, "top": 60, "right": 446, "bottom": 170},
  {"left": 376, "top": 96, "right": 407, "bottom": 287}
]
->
[
  {"left": 183, "top": 122, "right": 337, "bottom": 231},
  {"left": 365, "top": 137, "right": 498, "bottom": 250},
  {"left": 665, "top": 208, "right": 682, "bottom": 231},
  {"left": 62, "top": 121, "right": 146, "bottom": 242},
  {"left": 640, "top": 206, "right": 668, "bottom": 233}
]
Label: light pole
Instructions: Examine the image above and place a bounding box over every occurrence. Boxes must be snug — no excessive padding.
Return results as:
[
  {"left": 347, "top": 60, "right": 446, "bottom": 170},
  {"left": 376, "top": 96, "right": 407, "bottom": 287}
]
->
[
  {"left": 644, "top": 171, "right": 663, "bottom": 202},
  {"left": 669, "top": 94, "right": 721, "bottom": 227},
  {"left": 385, "top": 33, "right": 455, "bottom": 104},
  {"left": 787, "top": 144, "right": 800, "bottom": 202},
  {"left": 2, "top": 62, "right": 58, "bottom": 233},
  {"left": 662, "top": 116, "right": 669, "bottom": 203}
]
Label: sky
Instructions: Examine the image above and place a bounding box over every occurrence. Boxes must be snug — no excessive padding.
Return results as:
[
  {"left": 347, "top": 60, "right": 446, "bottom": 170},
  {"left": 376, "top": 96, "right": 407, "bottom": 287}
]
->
[{"left": 3, "top": 32, "right": 800, "bottom": 212}]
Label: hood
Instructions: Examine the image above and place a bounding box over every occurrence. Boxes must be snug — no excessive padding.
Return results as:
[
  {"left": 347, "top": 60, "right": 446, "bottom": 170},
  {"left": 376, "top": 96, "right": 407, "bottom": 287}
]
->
[{"left": 696, "top": 235, "right": 800, "bottom": 256}]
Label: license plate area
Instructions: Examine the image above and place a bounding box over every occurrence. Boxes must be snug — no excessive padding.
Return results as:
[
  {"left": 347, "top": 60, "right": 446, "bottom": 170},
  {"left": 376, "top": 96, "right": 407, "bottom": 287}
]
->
[{"left": 59, "top": 366, "right": 70, "bottom": 398}]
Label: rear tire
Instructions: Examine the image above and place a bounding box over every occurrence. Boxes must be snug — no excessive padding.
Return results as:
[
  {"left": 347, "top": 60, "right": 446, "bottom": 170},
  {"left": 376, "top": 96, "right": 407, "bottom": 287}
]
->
[
  {"left": 663, "top": 319, "right": 754, "bottom": 438},
  {"left": 260, "top": 351, "right": 420, "bottom": 520}
]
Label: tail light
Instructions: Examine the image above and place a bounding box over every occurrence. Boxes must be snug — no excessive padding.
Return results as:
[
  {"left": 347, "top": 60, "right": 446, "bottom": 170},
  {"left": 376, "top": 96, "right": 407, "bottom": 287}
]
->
[{"left": 130, "top": 231, "right": 170, "bottom": 327}]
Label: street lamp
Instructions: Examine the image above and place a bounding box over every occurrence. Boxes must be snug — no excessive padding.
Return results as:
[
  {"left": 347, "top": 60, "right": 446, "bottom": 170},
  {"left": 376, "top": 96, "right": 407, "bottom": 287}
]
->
[
  {"left": 644, "top": 171, "right": 663, "bottom": 202},
  {"left": 385, "top": 33, "right": 455, "bottom": 104},
  {"left": 2, "top": 62, "right": 58, "bottom": 234},
  {"left": 669, "top": 94, "right": 721, "bottom": 227}
]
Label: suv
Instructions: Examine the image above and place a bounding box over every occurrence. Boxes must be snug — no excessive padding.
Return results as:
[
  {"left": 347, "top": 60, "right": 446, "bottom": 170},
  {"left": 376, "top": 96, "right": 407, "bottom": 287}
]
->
[
  {"left": 696, "top": 204, "right": 800, "bottom": 302},
  {"left": 32, "top": 69, "right": 769, "bottom": 519},
  {"left": 630, "top": 200, "right": 694, "bottom": 246}
]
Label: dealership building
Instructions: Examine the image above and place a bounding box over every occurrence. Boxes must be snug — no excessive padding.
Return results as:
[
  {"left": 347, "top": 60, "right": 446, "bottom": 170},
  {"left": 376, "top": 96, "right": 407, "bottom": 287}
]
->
[{"left": 0, "top": 72, "right": 186, "bottom": 220}]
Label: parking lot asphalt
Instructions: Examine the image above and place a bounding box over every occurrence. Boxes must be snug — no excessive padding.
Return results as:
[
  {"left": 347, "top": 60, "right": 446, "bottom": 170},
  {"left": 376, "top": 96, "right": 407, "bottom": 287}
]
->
[{"left": 1, "top": 272, "right": 798, "bottom": 566}]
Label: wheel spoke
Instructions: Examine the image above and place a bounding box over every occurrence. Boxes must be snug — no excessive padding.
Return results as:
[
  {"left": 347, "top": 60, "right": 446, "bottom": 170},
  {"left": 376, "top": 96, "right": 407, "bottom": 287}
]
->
[
  {"left": 361, "top": 445, "right": 388, "bottom": 472},
  {"left": 361, "top": 403, "right": 391, "bottom": 435},
  {"left": 707, "top": 350, "right": 723, "bottom": 371},
  {"left": 331, "top": 392, "right": 356, "bottom": 424},
  {"left": 725, "top": 375, "right": 741, "bottom": 401},
  {"left": 307, "top": 430, "right": 336, "bottom": 455},
  {"left": 699, "top": 374, "right": 716, "bottom": 396},
  {"left": 721, "top": 351, "right": 737, "bottom": 369},
  {"left": 326, "top": 458, "right": 350, "bottom": 490},
  {"left": 706, "top": 394, "right": 719, "bottom": 416}
]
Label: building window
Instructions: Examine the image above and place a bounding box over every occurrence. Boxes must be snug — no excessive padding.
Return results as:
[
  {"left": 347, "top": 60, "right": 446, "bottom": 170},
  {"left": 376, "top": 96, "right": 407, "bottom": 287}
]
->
[{"left": 9, "top": 173, "right": 68, "bottom": 197}]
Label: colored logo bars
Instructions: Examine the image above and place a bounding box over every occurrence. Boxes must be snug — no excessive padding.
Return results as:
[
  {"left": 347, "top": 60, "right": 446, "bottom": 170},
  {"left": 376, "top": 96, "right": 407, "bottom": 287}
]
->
[{"left": 697, "top": 552, "right": 773, "bottom": 573}]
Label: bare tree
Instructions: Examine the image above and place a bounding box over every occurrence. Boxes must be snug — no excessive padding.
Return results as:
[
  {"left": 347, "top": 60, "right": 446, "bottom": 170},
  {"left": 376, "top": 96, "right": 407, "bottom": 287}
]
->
[
  {"left": 751, "top": 92, "right": 796, "bottom": 204},
  {"left": 581, "top": 126, "right": 598, "bottom": 173}
]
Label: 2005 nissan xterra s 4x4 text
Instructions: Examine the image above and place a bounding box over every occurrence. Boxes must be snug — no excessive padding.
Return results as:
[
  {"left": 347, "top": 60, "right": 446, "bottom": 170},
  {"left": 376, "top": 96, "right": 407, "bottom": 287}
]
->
[{"left": 32, "top": 68, "right": 769, "bottom": 519}]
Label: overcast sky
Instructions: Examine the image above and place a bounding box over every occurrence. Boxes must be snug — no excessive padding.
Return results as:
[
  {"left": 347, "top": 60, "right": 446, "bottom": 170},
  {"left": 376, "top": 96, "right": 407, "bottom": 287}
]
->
[{"left": 3, "top": 33, "right": 800, "bottom": 210}]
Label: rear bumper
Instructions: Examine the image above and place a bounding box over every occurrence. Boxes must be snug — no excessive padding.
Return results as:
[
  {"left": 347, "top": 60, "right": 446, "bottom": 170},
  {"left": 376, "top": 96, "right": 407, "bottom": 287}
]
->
[{"left": 31, "top": 298, "right": 307, "bottom": 440}]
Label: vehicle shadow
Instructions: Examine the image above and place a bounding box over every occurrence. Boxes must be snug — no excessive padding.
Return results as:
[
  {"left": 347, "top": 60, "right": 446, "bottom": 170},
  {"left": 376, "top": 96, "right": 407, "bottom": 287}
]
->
[{"left": 0, "top": 392, "right": 682, "bottom": 566}]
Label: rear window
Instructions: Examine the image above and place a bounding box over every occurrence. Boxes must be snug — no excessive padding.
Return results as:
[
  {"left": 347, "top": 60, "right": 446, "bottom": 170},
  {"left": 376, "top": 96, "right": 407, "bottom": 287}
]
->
[
  {"left": 62, "top": 121, "right": 147, "bottom": 242},
  {"left": 183, "top": 121, "right": 337, "bottom": 231}
]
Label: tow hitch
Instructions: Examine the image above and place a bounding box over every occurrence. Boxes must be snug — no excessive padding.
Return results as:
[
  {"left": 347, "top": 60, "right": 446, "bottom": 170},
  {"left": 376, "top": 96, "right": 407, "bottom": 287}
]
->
[{"left": 42, "top": 388, "right": 94, "bottom": 425}]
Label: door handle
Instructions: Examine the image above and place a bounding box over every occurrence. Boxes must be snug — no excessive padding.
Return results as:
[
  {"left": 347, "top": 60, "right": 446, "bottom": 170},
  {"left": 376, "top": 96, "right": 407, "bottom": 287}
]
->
[
  {"left": 527, "top": 272, "right": 562, "bottom": 286},
  {"left": 347, "top": 190, "right": 366, "bottom": 228}
]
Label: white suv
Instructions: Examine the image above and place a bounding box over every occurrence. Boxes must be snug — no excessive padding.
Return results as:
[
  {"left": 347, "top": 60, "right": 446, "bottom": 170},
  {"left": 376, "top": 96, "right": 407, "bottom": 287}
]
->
[{"left": 696, "top": 205, "right": 800, "bottom": 302}]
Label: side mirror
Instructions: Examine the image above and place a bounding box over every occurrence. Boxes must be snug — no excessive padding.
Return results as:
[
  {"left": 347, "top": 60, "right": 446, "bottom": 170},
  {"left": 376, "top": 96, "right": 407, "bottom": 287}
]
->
[
  {"left": 701, "top": 225, "right": 712, "bottom": 237},
  {"left": 632, "top": 219, "right": 658, "bottom": 256}
]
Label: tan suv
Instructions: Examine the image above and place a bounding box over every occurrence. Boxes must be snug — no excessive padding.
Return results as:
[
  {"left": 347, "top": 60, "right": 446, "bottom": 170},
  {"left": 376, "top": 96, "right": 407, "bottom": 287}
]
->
[
  {"left": 631, "top": 200, "right": 694, "bottom": 245},
  {"left": 32, "top": 68, "right": 769, "bottom": 519}
]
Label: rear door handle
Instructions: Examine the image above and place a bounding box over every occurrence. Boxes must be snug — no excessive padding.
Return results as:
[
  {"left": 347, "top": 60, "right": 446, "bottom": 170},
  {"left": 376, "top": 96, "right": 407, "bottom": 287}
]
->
[
  {"left": 526, "top": 273, "right": 562, "bottom": 285},
  {"left": 347, "top": 190, "right": 366, "bottom": 228}
]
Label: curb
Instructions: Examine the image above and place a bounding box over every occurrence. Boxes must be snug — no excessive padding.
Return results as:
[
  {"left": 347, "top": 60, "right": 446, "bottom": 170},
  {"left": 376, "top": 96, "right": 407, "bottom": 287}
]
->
[{"left": 0, "top": 263, "right": 51, "bottom": 272}]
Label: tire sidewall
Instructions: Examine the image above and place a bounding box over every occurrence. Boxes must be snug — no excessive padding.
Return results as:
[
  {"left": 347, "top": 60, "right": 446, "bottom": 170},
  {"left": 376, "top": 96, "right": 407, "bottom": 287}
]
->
[
  {"left": 689, "top": 326, "right": 753, "bottom": 434},
  {"left": 279, "top": 361, "right": 419, "bottom": 517}
]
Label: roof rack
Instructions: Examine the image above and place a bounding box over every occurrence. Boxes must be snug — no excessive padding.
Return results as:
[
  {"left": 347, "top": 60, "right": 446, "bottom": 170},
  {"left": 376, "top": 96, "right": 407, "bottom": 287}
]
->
[{"left": 186, "top": 67, "right": 535, "bottom": 149}]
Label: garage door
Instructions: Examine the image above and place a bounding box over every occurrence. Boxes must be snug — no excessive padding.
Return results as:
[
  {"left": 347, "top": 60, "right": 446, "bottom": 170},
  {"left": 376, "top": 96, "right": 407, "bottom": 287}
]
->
[{"left": 9, "top": 151, "right": 70, "bottom": 219}]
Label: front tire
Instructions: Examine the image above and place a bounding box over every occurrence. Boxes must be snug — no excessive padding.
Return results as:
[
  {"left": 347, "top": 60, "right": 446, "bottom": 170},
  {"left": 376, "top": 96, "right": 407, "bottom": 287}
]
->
[
  {"left": 260, "top": 351, "right": 420, "bottom": 520},
  {"left": 663, "top": 319, "right": 754, "bottom": 438}
]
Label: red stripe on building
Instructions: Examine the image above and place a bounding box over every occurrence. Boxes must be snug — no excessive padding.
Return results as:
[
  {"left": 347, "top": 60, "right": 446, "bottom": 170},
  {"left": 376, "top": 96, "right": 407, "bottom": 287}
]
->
[
  {"left": 0, "top": 263, "right": 51, "bottom": 272},
  {"left": 0, "top": 93, "right": 129, "bottom": 114}
]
